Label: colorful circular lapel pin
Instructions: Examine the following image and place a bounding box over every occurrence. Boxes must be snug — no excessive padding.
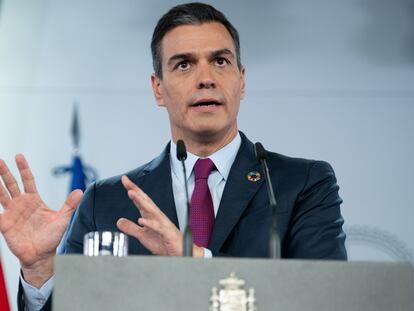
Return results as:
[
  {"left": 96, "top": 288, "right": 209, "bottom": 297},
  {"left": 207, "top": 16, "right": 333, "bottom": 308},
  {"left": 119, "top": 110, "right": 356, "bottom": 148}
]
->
[{"left": 247, "top": 171, "right": 261, "bottom": 182}]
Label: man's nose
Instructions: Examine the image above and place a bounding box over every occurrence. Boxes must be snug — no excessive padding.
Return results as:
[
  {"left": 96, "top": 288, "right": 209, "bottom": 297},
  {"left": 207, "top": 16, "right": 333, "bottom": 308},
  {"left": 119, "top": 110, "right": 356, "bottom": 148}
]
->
[{"left": 196, "top": 62, "right": 216, "bottom": 89}]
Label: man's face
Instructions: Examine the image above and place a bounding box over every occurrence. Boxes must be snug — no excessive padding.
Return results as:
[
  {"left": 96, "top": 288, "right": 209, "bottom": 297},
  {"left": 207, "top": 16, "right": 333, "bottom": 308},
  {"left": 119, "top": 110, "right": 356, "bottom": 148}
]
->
[{"left": 151, "top": 22, "right": 245, "bottom": 142}]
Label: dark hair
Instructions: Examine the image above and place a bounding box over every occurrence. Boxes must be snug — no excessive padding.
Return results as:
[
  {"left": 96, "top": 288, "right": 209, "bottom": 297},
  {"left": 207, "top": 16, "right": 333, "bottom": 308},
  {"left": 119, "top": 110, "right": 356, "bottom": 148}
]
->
[{"left": 151, "top": 2, "right": 241, "bottom": 79}]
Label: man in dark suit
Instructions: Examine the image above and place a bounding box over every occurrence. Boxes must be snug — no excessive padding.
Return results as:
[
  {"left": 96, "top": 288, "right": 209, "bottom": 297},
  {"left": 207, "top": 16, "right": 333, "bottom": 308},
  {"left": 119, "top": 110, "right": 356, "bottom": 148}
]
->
[
  {"left": 0, "top": 3, "right": 346, "bottom": 311},
  {"left": 65, "top": 131, "right": 345, "bottom": 259}
]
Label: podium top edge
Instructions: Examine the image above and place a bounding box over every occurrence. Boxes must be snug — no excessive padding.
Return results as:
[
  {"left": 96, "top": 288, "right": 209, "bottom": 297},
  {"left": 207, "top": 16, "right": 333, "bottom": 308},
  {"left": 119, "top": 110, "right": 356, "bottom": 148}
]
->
[{"left": 55, "top": 254, "right": 414, "bottom": 268}]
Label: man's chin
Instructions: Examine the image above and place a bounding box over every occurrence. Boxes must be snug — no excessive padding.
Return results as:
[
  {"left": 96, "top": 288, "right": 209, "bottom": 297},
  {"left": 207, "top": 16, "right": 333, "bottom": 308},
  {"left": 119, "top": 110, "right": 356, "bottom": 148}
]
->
[{"left": 188, "top": 125, "right": 236, "bottom": 142}]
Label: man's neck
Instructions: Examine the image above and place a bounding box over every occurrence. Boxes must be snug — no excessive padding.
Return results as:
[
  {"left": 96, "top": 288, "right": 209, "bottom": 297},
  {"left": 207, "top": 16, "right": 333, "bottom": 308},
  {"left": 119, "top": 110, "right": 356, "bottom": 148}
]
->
[{"left": 172, "top": 127, "right": 238, "bottom": 158}]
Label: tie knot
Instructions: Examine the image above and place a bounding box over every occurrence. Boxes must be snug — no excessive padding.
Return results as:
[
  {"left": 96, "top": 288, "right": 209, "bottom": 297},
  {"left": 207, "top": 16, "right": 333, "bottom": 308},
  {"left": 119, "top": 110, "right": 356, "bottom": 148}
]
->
[{"left": 194, "top": 158, "right": 215, "bottom": 180}]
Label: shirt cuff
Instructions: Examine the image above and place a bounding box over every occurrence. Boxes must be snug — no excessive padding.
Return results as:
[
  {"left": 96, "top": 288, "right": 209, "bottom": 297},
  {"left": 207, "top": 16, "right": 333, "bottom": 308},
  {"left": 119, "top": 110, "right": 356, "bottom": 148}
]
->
[
  {"left": 203, "top": 248, "right": 213, "bottom": 258},
  {"left": 20, "top": 273, "right": 54, "bottom": 311}
]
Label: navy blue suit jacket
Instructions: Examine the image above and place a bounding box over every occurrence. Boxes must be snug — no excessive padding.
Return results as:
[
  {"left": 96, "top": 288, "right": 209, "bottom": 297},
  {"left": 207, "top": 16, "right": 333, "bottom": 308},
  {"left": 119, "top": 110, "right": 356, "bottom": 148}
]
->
[
  {"left": 18, "top": 132, "right": 346, "bottom": 310},
  {"left": 66, "top": 132, "right": 346, "bottom": 258}
]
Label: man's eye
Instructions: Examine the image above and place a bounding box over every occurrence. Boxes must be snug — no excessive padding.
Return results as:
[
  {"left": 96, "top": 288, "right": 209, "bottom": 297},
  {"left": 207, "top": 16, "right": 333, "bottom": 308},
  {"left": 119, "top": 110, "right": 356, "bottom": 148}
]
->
[
  {"left": 215, "top": 57, "right": 229, "bottom": 66},
  {"left": 177, "top": 61, "right": 190, "bottom": 71}
]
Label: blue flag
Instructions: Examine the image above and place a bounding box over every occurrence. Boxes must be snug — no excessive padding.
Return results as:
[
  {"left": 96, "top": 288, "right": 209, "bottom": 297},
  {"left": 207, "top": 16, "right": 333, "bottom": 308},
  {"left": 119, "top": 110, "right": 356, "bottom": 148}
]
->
[
  {"left": 53, "top": 104, "right": 97, "bottom": 253},
  {"left": 53, "top": 154, "right": 97, "bottom": 254},
  {"left": 70, "top": 155, "right": 87, "bottom": 191}
]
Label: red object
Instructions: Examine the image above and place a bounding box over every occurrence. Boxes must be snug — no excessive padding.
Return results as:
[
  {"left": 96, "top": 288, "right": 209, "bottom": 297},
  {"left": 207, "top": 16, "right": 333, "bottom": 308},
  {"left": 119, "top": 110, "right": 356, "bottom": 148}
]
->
[
  {"left": 190, "top": 158, "right": 216, "bottom": 247},
  {"left": 0, "top": 259, "right": 10, "bottom": 311}
]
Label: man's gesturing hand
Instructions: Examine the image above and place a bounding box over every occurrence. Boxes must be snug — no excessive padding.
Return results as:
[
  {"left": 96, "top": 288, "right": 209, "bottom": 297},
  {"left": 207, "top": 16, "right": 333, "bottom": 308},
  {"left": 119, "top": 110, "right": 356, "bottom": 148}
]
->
[
  {"left": 0, "top": 155, "right": 83, "bottom": 288},
  {"left": 117, "top": 176, "right": 204, "bottom": 257}
]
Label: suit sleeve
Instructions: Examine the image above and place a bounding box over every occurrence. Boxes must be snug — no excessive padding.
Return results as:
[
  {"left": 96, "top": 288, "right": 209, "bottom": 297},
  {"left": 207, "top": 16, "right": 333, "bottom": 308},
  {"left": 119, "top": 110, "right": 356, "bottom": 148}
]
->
[{"left": 284, "top": 160, "right": 347, "bottom": 259}]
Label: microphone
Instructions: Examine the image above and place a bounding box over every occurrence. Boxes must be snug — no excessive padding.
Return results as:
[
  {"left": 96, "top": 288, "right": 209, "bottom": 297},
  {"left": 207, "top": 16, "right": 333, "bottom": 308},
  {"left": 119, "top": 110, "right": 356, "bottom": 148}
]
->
[
  {"left": 255, "top": 142, "right": 281, "bottom": 259},
  {"left": 176, "top": 139, "right": 193, "bottom": 257}
]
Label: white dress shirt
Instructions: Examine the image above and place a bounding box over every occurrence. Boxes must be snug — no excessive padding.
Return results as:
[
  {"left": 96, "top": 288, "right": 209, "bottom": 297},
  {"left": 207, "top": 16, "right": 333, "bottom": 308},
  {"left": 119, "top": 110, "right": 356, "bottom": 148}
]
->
[
  {"left": 21, "top": 133, "right": 242, "bottom": 311},
  {"left": 170, "top": 133, "right": 241, "bottom": 257}
]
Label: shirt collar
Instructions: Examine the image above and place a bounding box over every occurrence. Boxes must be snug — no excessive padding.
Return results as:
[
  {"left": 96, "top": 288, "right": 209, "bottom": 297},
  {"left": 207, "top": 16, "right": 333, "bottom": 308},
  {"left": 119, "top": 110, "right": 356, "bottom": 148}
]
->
[{"left": 170, "top": 132, "right": 241, "bottom": 183}]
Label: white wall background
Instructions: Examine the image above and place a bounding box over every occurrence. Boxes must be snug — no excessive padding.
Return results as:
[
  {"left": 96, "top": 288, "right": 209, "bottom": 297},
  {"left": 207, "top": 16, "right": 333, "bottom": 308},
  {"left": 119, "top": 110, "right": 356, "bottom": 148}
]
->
[{"left": 1, "top": 1, "right": 414, "bottom": 310}]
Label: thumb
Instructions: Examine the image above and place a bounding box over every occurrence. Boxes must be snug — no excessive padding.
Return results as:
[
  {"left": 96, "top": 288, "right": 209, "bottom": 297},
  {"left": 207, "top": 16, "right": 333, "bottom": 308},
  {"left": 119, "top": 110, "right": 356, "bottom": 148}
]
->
[
  {"left": 117, "top": 218, "right": 144, "bottom": 241},
  {"left": 59, "top": 189, "right": 83, "bottom": 218}
]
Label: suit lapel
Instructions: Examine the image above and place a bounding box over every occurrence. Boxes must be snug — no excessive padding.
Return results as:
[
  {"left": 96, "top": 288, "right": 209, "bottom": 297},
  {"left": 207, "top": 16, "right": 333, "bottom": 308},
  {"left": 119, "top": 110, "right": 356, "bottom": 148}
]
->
[
  {"left": 209, "top": 133, "right": 264, "bottom": 252},
  {"left": 127, "top": 134, "right": 263, "bottom": 252},
  {"left": 130, "top": 144, "right": 179, "bottom": 229}
]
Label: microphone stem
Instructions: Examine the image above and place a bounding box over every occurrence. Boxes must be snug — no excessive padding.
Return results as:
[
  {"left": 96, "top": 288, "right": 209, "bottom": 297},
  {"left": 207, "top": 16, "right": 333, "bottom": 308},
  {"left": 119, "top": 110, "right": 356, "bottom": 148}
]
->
[
  {"left": 181, "top": 160, "right": 193, "bottom": 257},
  {"left": 181, "top": 160, "right": 191, "bottom": 207},
  {"left": 263, "top": 159, "right": 277, "bottom": 207},
  {"left": 270, "top": 203, "right": 280, "bottom": 259},
  {"left": 262, "top": 158, "right": 281, "bottom": 259}
]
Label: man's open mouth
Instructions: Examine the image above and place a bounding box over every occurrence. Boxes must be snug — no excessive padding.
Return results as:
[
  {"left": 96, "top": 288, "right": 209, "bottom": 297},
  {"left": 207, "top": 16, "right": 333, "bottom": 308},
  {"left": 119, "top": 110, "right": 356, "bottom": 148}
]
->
[{"left": 191, "top": 100, "right": 222, "bottom": 107}]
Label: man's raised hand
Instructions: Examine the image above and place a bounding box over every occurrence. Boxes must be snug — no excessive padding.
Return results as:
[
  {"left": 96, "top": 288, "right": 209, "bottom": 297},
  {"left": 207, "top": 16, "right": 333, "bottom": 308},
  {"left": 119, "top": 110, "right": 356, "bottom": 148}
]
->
[
  {"left": 0, "top": 154, "right": 83, "bottom": 288},
  {"left": 117, "top": 175, "right": 204, "bottom": 257}
]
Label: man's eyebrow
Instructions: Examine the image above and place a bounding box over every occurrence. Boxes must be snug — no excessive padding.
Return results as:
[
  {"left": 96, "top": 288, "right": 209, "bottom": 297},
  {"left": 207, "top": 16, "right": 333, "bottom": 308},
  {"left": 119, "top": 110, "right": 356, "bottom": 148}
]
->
[
  {"left": 167, "top": 53, "right": 195, "bottom": 66},
  {"left": 167, "top": 49, "right": 236, "bottom": 66},
  {"left": 211, "top": 48, "right": 235, "bottom": 59}
]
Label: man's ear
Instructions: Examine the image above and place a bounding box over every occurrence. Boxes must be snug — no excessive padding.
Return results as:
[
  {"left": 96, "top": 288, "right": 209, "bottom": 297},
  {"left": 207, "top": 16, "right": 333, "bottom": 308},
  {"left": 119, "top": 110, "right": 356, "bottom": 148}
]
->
[
  {"left": 240, "top": 66, "right": 246, "bottom": 100},
  {"left": 151, "top": 73, "right": 165, "bottom": 107}
]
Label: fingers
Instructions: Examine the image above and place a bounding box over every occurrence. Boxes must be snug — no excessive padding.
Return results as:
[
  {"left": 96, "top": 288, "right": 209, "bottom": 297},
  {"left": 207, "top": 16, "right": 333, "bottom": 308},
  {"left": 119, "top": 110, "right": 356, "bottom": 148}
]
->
[
  {"left": 121, "top": 175, "right": 138, "bottom": 190},
  {"left": 122, "top": 176, "right": 148, "bottom": 201},
  {"left": 121, "top": 176, "right": 175, "bottom": 234},
  {"left": 120, "top": 176, "right": 182, "bottom": 255},
  {"left": 0, "top": 158, "right": 21, "bottom": 198},
  {"left": 137, "top": 217, "right": 164, "bottom": 235},
  {"left": 120, "top": 216, "right": 172, "bottom": 240},
  {"left": 15, "top": 154, "right": 38, "bottom": 194},
  {"left": 59, "top": 189, "right": 83, "bottom": 218},
  {"left": 0, "top": 154, "right": 35, "bottom": 207},
  {"left": 127, "top": 190, "right": 158, "bottom": 216},
  {"left": 117, "top": 218, "right": 144, "bottom": 241},
  {"left": 121, "top": 175, "right": 160, "bottom": 215},
  {"left": 117, "top": 217, "right": 167, "bottom": 256},
  {"left": 0, "top": 175, "right": 11, "bottom": 207},
  {"left": 122, "top": 176, "right": 150, "bottom": 201}
]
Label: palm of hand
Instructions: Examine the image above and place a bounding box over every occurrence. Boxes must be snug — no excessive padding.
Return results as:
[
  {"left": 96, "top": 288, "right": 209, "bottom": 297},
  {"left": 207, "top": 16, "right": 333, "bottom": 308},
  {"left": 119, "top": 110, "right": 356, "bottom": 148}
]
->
[
  {"left": 0, "top": 155, "right": 82, "bottom": 269},
  {"left": 0, "top": 193, "right": 68, "bottom": 267}
]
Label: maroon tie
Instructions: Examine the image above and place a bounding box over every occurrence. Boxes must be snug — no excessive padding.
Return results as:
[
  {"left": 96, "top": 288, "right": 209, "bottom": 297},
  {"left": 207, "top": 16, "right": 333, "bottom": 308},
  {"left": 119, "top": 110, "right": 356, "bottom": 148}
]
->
[{"left": 190, "top": 158, "right": 215, "bottom": 248}]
